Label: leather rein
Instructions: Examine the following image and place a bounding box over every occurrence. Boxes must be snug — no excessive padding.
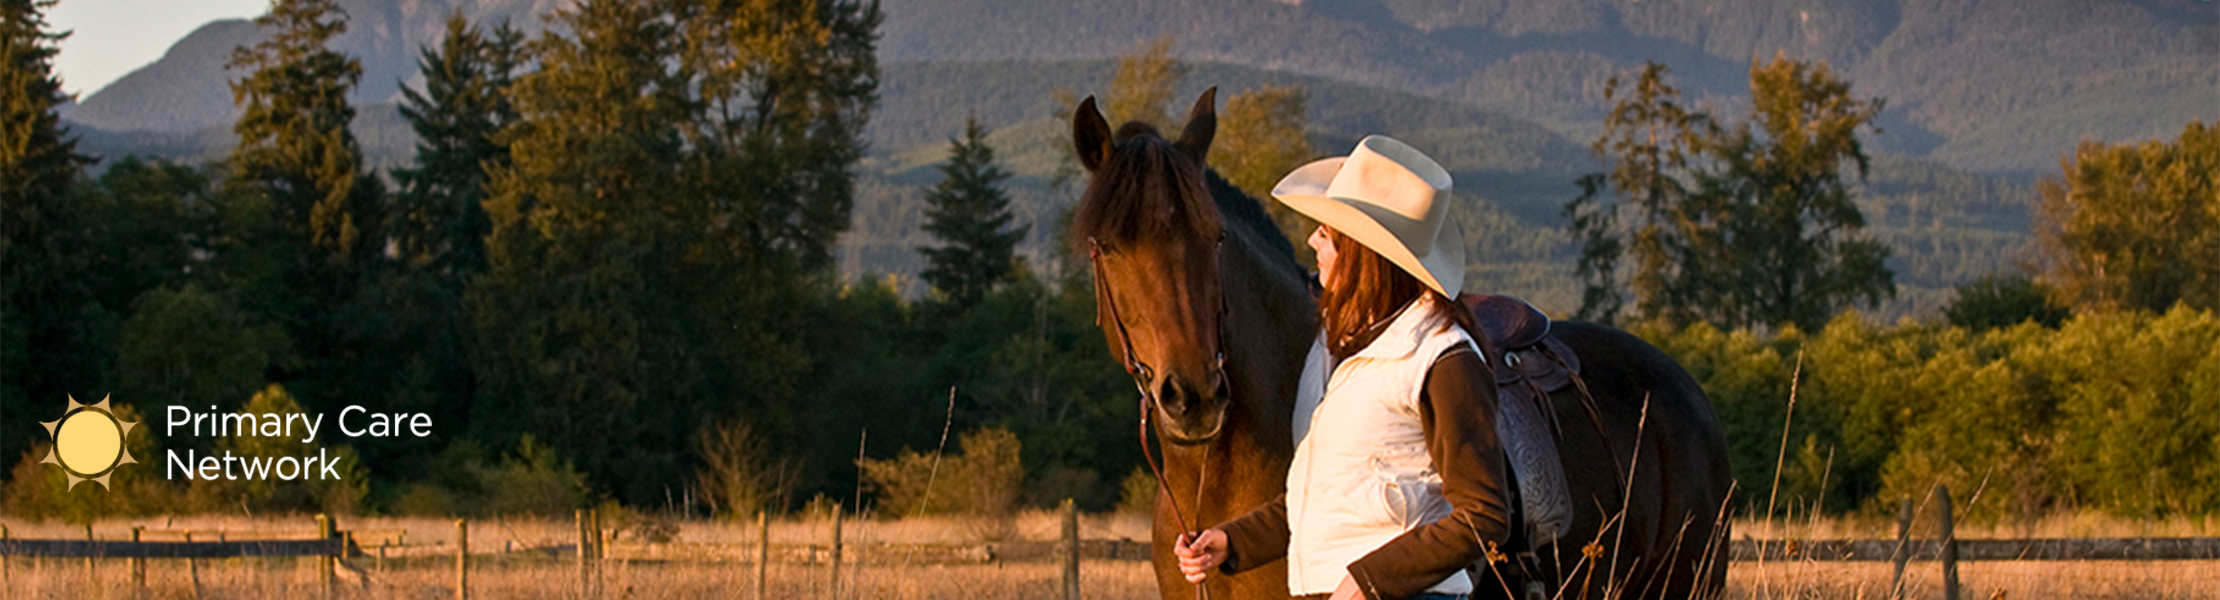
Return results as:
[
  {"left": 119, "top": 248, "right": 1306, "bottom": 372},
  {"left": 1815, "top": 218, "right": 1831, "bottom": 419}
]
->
[{"left": 1087, "top": 232, "right": 1229, "bottom": 596}]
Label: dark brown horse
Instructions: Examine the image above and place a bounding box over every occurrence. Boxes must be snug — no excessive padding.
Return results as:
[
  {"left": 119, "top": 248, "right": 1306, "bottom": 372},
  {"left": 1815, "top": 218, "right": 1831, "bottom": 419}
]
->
[{"left": 1073, "top": 90, "right": 1734, "bottom": 600}]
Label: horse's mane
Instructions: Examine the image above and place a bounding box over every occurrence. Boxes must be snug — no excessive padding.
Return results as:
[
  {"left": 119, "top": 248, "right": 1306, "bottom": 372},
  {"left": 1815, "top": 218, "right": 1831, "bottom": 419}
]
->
[
  {"left": 1070, "top": 123, "right": 1223, "bottom": 251},
  {"left": 1202, "top": 169, "right": 1303, "bottom": 275}
]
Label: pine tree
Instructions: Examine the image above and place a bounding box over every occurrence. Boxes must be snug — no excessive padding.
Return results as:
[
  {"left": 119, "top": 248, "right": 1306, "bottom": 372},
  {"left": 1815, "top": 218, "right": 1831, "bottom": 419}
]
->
[
  {"left": 471, "top": 0, "right": 882, "bottom": 504},
  {"left": 392, "top": 12, "right": 522, "bottom": 291},
  {"left": 919, "top": 116, "right": 1025, "bottom": 307},
  {"left": 226, "top": 0, "right": 377, "bottom": 268},
  {"left": 1565, "top": 61, "right": 1706, "bottom": 324},
  {"left": 0, "top": 0, "right": 96, "bottom": 480},
  {"left": 0, "top": 0, "right": 83, "bottom": 220},
  {"left": 473, "top": 0, "right": 699, "bottom": 505}
]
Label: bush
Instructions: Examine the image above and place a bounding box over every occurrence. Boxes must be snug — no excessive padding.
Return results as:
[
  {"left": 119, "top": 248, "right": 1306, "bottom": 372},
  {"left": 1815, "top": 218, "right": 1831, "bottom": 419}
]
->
[
  {"left": 1116, "top": 467, "right": 1158, "bottom": 517},
  {"left": 1943, "top": 274, "right": 2068, "bottom": 331},
  {"left": 184, "top": 385, "right": 367, "bottom": 516},
  {"left": 858, "top": 426, "right": 1023, "bottom": 517},
  {"left": 693, "top": 417, "right": 798, "bottom": 519},
  {"left": 1636, "top": 306, "right": 2220, "bottom": 521},
  {"left": 385, "top": 434, "right": 588, "bottom": 517},
  {"left": 0, "top": 404, "right": 186, "bottom": 520}
]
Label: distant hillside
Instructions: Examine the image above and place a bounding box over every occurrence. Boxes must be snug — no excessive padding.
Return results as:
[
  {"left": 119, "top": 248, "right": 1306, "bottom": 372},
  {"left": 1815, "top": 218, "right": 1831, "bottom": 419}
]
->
[
  {"left": 62, "top": 53, "right": 2035, "bottom": 320},
  {"left": 65, "top": 0, "right": 562, "bottom": 135},
  {"left": 66, "top": 0, "right": 2218, "bottom": 175}
]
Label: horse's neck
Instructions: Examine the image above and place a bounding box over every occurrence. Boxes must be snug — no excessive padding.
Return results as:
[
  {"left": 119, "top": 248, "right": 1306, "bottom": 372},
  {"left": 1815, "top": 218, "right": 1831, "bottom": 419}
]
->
[{"left": 1217, "top": 216, "right": 1314, "bottom": 446}]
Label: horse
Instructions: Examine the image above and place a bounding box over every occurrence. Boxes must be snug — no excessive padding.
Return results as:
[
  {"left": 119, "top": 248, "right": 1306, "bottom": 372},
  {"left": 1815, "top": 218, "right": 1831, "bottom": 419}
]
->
[{"left": 1071, "top": 89, "right": 1735, "bottom": 600}]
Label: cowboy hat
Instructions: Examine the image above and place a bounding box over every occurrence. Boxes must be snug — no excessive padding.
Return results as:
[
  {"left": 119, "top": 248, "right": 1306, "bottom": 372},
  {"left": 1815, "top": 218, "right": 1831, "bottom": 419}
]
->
[{"left": 1271, "top": 135, "right": 1464, "bottom": 297}]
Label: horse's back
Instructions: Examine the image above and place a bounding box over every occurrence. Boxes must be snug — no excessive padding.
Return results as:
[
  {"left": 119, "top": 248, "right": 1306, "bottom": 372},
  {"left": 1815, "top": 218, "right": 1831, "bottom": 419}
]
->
[{"left": 1547, "top": 320, "right": 1734, "bottom": 599}]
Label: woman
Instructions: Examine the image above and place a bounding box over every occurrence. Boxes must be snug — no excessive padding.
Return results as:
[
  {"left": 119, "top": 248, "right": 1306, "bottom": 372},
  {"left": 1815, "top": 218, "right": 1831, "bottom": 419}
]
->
[{"left": 1175, "top": 136, "right": 1513, "bottom": 600}]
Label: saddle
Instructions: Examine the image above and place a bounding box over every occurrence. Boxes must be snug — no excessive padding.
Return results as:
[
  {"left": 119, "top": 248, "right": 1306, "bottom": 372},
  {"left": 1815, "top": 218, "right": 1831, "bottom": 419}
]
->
[{"left": 1459, "top": 294, "right": 1577, "bottom": 551}]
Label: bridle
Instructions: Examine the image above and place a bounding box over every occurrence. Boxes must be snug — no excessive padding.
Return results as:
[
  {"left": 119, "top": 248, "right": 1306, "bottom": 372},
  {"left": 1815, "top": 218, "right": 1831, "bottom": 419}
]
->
[{"left": 1087, "top": 231, "right": 1230, "bottom": 596}]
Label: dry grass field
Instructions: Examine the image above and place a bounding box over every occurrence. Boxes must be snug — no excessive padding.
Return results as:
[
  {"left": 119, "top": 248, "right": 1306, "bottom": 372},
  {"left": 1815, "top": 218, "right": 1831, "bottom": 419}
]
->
[{"left": 5, "top": 511, "right": 2217, "bottom": 599}]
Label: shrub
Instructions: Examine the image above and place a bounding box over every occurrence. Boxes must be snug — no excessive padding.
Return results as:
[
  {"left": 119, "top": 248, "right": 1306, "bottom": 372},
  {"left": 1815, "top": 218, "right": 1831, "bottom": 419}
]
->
[
  {"left": 693, "top": 417, "right": 797, "bottom": 519},
  {"left": 858, "top": 426, "right": 1023, "bottom": 517},
  {"left": 1116, "top": 467, "right": 1158, "bottom": 517}
]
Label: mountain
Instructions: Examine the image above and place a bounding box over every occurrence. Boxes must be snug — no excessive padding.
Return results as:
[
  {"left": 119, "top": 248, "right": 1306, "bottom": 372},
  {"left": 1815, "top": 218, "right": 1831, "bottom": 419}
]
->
[
  {"left": 67, "top": 0, "right": 2218, "bottom": 175},
  {"left": 60, "top": 0, "right": 2178, "bottom": 319},
  {"left": 65, "top": 0, "right": 565, "bottom": 136}
]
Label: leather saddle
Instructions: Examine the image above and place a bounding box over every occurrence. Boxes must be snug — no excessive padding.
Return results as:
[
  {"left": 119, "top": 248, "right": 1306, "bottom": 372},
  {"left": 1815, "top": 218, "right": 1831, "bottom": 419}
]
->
[{"left": 1458, "top": 294, "right": 1577, "bottom": 550}]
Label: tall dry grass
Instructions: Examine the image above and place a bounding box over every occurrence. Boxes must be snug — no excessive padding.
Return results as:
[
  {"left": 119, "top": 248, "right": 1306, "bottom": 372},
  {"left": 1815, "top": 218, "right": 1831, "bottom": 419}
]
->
[{"left": 2, "top": 545, "right": 2214, "bottom": 599}]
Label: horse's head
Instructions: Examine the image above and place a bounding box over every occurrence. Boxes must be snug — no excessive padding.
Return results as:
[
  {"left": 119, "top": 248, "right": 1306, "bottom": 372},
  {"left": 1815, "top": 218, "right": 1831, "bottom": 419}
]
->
[{"left": 1071, "top": 89, "right": 1230, "bottom": 445}]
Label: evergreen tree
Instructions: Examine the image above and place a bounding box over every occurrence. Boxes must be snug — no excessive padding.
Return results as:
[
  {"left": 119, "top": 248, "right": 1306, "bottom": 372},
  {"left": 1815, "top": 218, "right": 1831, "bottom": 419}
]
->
[
  {"left": 0, "top": 0, "right": 96, "bottom": 477},
  {"left": 473, "top": 0, "right": 882, "bottom": 504},
  {"left": 1565, "top": 61, "right": 1706, "bottom": 324},
  {"left": 473, "top": 0, "right": 700, "bottom": 505},
  {"left": 392, "top": 12, "right": 523, "bottom": 292},
  {"left": 220, "top": 0, "right": 386, "bottom": 416},
  {"left": 226, "top": 0, "right": 377, "bottom": 270},
  {"left": 0, "top": 0, "right": 83, "bottom": 220},
  {"left": 919, "top": 116, "right": 1024, "bottom": 307}
]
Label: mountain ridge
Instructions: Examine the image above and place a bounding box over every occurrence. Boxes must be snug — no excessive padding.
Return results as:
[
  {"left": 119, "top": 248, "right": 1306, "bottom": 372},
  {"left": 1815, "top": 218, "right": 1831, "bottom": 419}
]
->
[{"left": 64, "top": 0, "right": 2219, "bottom": 174}]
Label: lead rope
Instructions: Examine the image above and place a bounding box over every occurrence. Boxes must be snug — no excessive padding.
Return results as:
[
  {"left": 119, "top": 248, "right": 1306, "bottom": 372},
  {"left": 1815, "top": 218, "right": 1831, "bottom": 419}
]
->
[{"left": 1140, "top": 401, "right": 1211, "bottom": 600}]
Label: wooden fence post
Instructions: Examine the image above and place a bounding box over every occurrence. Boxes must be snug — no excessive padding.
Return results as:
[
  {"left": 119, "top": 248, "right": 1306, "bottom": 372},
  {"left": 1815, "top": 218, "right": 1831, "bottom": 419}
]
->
[
  {"left": 186, "top": 531, "right": 202, "bottom": 599},
  {"left": 317, "top": 514, "right": 335, "bottom": 597},
  {"left": 456, "top": 519, "right": 469, "bottom": 600},
  {"left": 577, "top": 509, "right": 591, "bottom": 594},
  {"left": 1063, "top": 498, "right": 1080, "bottom": 600},
  {"left": 829, "top": 503, "right": 843, "bottom": 600},
  {"left": 84, "top": 523, "right": 94, "bottom": 584},
  {"left": 592, "top": 508, "right": 605, "bottom": 581},
  {"left": 1938, "top": 485, "right": 1960, "bottom": 600},
  {"left": 757, "top": 511, "right": 769, "bottom": 600},
  {"left": 132, "top": 526, "right": 146, "bottom": 594},
  {"left": 1890, "top": 498, "right": 1912, "bottom": 599}
]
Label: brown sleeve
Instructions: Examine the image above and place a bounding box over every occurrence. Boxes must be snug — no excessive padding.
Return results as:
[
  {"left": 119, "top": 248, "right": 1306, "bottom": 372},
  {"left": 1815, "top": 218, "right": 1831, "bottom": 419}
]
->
[
  {"left": 1215, "top": 494, "right": 1289, "bottom": 574},
  {"left": 1346, "top": 347, "right": 1513, "bottom": 599}
]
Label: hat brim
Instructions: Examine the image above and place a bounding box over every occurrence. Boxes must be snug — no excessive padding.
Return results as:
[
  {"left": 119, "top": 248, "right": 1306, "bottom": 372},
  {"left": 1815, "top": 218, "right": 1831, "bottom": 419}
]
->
[{"left": 1273, "top": 157, "right": 1465, "bottom": 297}]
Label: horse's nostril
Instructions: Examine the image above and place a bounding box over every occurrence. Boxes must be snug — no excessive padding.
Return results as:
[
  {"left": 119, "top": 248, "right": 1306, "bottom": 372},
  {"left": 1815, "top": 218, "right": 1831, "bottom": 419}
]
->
[{"left": 1155, "top": 377, "right": 1186, "bottom": 417}]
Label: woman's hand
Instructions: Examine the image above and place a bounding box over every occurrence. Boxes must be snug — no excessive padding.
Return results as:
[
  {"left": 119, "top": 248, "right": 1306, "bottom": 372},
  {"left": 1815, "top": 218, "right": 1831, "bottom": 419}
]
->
[
  {"left": 1174, "top": 529, "right": 1230, "bottom": 583},
  {"left": 1329, "top": 574, "right": 1365, "bottom": 600}
]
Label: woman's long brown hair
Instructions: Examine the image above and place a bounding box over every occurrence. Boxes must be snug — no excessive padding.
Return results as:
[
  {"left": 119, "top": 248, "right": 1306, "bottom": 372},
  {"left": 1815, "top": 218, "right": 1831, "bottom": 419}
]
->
[{"left": 1318, "top": 227, "right": 1477, "bottom": 359}]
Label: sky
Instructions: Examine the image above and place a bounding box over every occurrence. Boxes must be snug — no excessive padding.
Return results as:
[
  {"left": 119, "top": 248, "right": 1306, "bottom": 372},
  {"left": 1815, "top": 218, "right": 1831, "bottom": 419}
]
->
[{"left": 47, "top": 0, "right": 272, "bottom": 97}]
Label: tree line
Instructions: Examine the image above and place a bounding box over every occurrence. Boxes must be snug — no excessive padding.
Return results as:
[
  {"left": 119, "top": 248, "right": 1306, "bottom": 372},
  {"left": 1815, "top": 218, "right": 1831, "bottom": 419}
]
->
[
  {"left": 1567, "top": 57, "right": 2219, "bottom": 519},
  {"left": 6, "top": 0, "right": 2214, "bottom": 523}
]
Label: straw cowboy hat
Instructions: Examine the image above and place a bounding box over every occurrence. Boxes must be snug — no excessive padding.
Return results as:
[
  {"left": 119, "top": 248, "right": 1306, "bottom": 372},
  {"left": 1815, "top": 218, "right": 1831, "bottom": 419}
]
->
[{"left": 1272, "top": 135, "right": 1464, "bottom": 297}]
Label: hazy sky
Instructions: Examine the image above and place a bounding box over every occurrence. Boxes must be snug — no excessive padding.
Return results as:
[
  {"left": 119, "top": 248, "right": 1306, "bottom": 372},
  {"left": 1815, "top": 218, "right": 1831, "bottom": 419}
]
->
[{"left": 48, "top": 0, "right": 271, "bottom": 97}]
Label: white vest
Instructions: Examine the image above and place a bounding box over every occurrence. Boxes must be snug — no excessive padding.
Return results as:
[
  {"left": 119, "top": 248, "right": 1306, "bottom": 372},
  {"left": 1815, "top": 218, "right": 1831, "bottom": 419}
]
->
[{"left": 1286, "top": 299, "right": 1477, "bottom": 596}]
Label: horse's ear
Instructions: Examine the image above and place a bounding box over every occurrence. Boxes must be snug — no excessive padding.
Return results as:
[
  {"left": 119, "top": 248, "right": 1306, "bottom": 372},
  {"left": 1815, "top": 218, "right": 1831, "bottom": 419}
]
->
[
  {"left": 1176, "top": 87, "right": 1218, "bottom": 161},
  {"left": 1074, "top": 96, "right": 1113, "bottom": 173}
]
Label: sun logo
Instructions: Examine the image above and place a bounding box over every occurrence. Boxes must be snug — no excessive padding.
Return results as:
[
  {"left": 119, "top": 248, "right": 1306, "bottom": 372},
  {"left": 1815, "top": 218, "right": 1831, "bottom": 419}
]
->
[{"left": 38, "top": 395, "right": 140, "bottom": 491}]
